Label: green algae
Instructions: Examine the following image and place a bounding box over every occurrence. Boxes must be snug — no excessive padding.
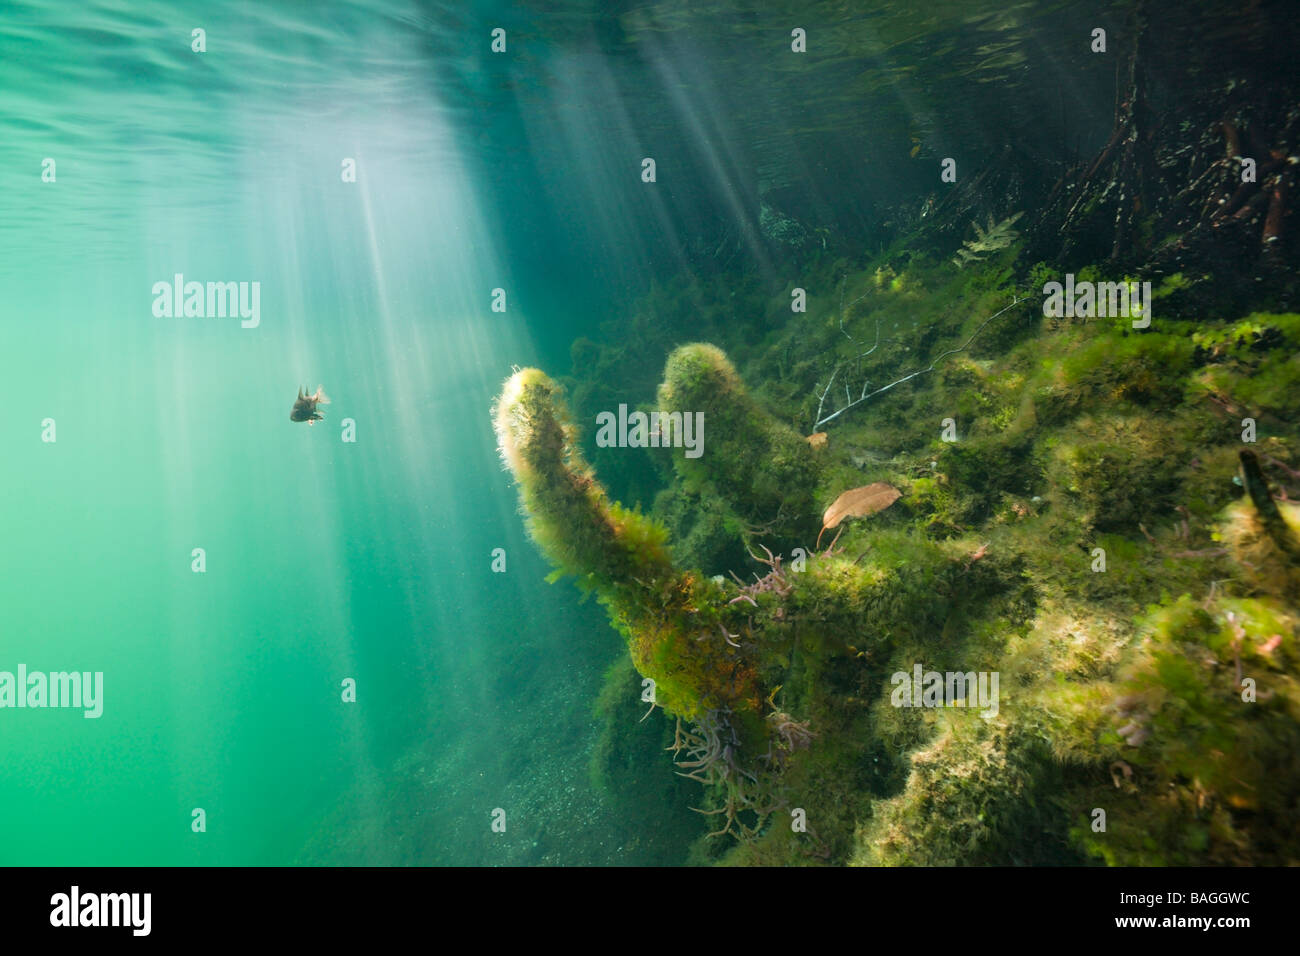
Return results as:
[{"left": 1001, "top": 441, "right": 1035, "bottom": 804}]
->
[
  {"left": 495, "top": 244, "right": 1300, "bottom": 865},
  {"left": 493, "top": 367, "right": 756, "bottom": 722},
  {"left": 658, "top": 343, "right": 820, "bottom": 534}
]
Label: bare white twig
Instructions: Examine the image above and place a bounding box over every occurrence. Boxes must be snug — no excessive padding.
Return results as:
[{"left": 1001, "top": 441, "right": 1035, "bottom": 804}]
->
[{"left": 813, "top": 295, "right": 1023, "bottom": 429}]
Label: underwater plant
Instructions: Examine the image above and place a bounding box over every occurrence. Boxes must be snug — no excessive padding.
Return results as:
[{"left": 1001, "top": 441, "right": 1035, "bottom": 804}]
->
[
  {"left": 658, "top": 343, "right": 820, "bottom": 533},
  {"left": 493, "top": 363, "right": 814, "bottom": 839},
  {"left": 951, "top": 212, "right": 1023, "bottom": 268},
  {"left": 493, "top": 348, "right": 998, "bottom": 853},
  {"left": 553, "top": 250, "right": 1300, "bottom": 867}
]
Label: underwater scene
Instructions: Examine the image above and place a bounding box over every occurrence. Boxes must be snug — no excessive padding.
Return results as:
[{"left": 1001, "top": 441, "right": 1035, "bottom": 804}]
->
[{"left": 1, "top": 0, "right": 1298, "bottom": 874}]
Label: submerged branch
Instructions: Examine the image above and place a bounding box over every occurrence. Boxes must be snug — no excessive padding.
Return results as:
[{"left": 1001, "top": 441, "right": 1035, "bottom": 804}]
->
[{"left": 814, "top": 295, "right": 1022, "bottom": 429}]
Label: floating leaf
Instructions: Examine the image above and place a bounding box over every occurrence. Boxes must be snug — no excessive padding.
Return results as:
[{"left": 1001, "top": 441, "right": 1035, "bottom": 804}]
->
[{"left": 817, "top": 482, "right": 901, "bottom": 547}]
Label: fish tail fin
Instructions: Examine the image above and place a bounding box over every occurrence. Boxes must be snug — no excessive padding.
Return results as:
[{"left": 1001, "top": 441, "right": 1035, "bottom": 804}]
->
[{"left": 314, "top": 385, "right": 331, "bottom": 404}]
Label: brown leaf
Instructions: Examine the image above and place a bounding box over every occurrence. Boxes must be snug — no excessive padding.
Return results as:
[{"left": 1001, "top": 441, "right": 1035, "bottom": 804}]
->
[{"left": 822, "top": 482, "right": 901, "bottom": 530}]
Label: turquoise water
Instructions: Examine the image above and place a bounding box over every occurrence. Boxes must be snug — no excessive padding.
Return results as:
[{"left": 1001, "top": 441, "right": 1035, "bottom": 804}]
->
[
  {"left": 1, "top": 1, "right": 656, "bottom": 865},
  {"left": 5, "top": 0, "right": 1261, "bottom": 866}
]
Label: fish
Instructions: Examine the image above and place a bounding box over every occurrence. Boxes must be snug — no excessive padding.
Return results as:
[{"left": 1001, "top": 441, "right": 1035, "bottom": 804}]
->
[{"left": 290, "top": 385, "right": 330, "bottom": 425}]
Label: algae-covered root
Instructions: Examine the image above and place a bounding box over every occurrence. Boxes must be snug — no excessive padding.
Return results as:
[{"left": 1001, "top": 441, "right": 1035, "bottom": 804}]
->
[
  {"left": 658, "top": 343, "right": 820, "bottom": 529},
  {"left": 492, "top": 366, "right": 762, "bottom": 722}
]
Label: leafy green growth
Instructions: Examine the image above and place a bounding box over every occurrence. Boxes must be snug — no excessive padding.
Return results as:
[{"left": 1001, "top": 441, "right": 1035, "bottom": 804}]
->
[
  {"left": 497, "top": 238, "right": 1300, "bottom": 866},
  {"left": 952, "top": 212, "right": 1023, "bottom": 269}
]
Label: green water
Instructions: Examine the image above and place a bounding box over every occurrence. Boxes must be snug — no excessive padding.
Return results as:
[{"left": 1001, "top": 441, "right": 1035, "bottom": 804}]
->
[
  {"left": 0, "top": 1, "right": 654, "bottom": 865},
  {"left": 6, "top": 0, "right": 1265, "bottom": 866}
]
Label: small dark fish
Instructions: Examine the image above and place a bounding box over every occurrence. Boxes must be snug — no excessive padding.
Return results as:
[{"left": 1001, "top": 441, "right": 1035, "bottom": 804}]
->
[{"left": 290, "top": 385, "right": 330, "bottom": 425}]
